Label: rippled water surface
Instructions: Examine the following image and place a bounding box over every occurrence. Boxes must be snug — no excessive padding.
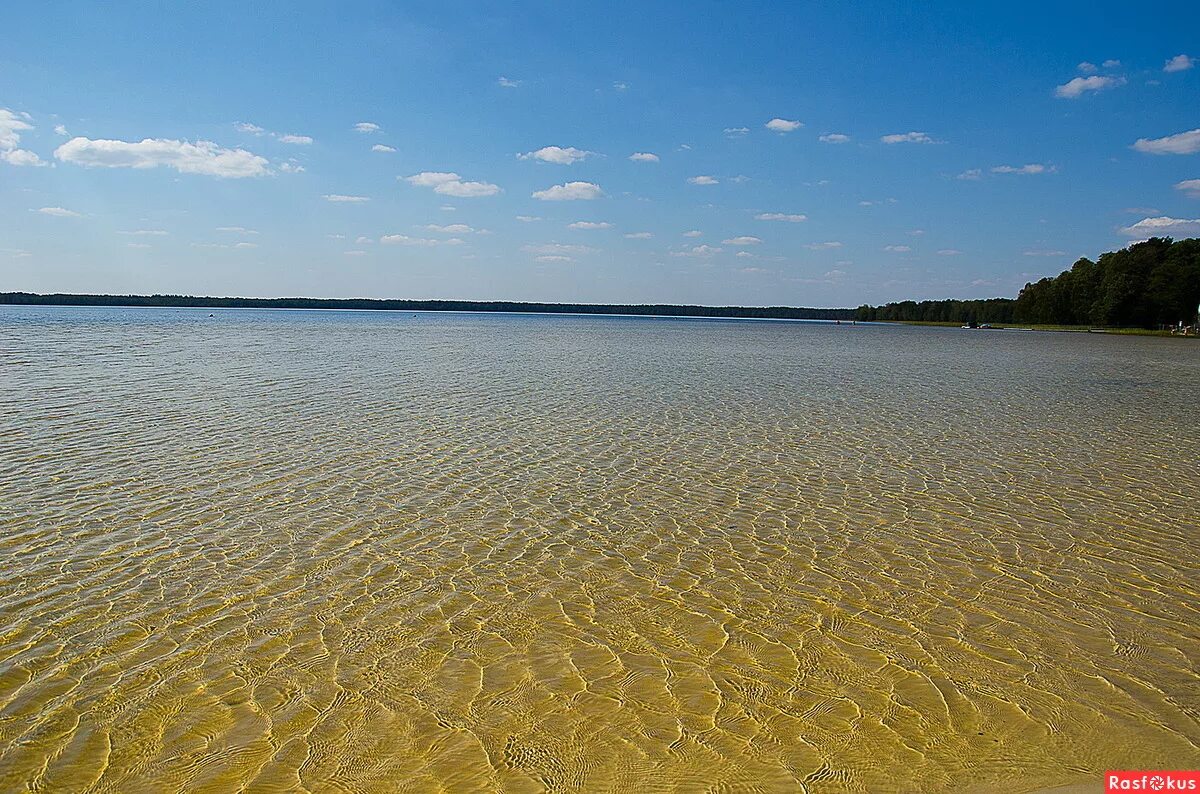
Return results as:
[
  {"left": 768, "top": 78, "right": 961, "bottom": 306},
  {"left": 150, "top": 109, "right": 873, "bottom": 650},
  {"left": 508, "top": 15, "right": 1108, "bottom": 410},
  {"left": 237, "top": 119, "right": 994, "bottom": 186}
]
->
[{"left": 1, "top": 306, "right": 1198, "bottom": 792}]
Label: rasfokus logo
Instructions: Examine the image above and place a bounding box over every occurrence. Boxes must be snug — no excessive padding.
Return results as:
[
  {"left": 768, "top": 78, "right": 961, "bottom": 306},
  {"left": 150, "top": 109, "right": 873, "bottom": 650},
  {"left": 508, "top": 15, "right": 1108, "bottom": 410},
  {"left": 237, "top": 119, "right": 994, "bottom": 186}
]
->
[{"left": 1107, "top": 771, "right": 1200, "bottom": 792}]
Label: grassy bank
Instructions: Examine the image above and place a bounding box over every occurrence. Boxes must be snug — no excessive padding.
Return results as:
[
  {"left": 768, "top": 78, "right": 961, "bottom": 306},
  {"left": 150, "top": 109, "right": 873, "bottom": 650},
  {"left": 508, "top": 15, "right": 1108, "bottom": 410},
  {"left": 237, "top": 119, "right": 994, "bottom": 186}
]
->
[{"left": 887, "top": 320, "right": 1196, "bottom": 337}]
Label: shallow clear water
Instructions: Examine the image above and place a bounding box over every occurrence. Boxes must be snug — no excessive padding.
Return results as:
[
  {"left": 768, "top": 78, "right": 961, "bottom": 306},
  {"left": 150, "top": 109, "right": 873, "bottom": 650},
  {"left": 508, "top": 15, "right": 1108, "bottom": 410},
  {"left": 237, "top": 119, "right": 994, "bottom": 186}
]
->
[{"left": 1, "top": 306, "right": 1197, "bottom": 792}]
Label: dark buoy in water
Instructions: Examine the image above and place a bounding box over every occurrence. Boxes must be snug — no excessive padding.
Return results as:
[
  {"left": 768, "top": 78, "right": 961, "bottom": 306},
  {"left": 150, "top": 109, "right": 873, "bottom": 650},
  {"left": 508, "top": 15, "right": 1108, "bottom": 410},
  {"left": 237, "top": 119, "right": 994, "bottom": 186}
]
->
[{"left": 209, "top": 314, "right": 214, "bottom": 317}]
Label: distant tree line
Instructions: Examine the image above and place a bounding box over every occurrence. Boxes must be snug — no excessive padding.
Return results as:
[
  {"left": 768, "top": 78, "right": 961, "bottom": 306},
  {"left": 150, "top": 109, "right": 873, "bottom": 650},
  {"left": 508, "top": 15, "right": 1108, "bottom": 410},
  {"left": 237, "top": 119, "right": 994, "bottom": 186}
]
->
[
  {"left": 856, "top": 237, "right": 1200, "bottom": 327},
  {"left": 0, "top": 292, "right": 855, "bottom": 321}
]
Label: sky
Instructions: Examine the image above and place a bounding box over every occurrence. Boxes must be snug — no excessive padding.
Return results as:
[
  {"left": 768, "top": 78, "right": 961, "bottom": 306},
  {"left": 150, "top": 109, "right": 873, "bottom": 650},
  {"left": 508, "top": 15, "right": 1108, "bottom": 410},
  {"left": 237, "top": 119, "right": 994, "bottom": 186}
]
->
[{"left": 2, "top": 1, "right": 1198, "bottom": 307}]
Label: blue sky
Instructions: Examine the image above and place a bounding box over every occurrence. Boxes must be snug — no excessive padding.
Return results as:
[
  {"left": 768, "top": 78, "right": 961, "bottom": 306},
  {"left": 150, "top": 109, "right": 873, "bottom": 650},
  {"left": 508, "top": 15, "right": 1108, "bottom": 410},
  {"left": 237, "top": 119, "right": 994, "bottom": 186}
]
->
[{"left": 2, "top": 1, "right": 1198, "bottom": 307}]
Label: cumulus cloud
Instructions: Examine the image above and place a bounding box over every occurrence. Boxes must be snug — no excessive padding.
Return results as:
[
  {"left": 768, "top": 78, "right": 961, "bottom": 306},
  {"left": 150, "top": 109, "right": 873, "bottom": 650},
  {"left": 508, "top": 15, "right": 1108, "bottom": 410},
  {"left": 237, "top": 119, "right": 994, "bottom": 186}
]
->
[
  {"left": 756, "top": 213, "right": 807, "bottom": 222},
  {"left": 624, "top": 232, "right": 652, "bottom": 239},
  {"left": 531, "top": 181, "right": 603, "bottom": 200},
  {"left": 54, "top": 124, "right": 68, "bottom": 136},
  {"left": 278, "top": 161, "right": 305, "bottom": 174},
  {"left": 405, "top": 171, "right": 501, "bottom": 197},
  {"left": 518, "top": 146, "right": 593, "bottom": 164},
  {"left": 629, "top": 152, "right": 659, "bottom": 162},
  {"left": 0, "top": 109, "right": 45, "bottom": 166},
  {"left": 1077, "top": 61, "right": 1098, "bottom": 74},
  {"left": 323, "top": 194, "right": 370, "bottom": 202},
  {"left": 687, "top": 175, "right": 718, "bottom": 185},
  {"left": 54, "top": 136, "right": 270, "bottom": 177},
  {"left": 498, "top": 76, "right": 521, "bottom": 88},
  {"left": 672, "top": 244, "right": 722, "bottom": 257},
  {"left": 682, "top": 230, "right": 703, "bottom": 238},
  {"left": 1133, "top": 129, "right": 1200, "bottom": 155},
  {"left": 765, "top": 118, "right": 802, "bottom": 133},
  {"left": 880, "top": 131, "right": 936, "bottom": 144},
  {"left": 723, "top": 236, "right": 762, "bottom": 245},
  {"left": 354, "top": 122, "right": 381, "bottom": 133},
  {"left": 1164, "top": 54, "right": 1195, "bottom": 73},
  {"left": 36, "top": 207, "right": 81, "bottom": 217},
  {"left": 1055, "top": 75, "right": 1125, "bottom": 98},
  {"left": 568, "top": 221, "right": 612, "bottom": 229},
  {"left": 1120, "top": 216, "right": 1200, "bottom": 236},
  {"left": 883, "top": 244, "right": 911, "bottom": 252},
  {"left": 992, "top": 163, "right": 1053, "bottom": 174},
  {"left": 819, "top": 133, "right": 850, "bottom": 144},
  {"left": 1175, "top": 179, "right": 1200, "bottom": 197},
  {"left": 372, "top": 144, "right": 396, "bottom": 153}
]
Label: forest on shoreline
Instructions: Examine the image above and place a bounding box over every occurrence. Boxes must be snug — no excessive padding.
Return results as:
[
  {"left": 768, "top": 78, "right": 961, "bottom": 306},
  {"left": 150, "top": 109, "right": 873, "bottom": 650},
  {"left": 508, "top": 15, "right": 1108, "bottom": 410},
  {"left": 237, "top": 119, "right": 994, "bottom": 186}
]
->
[{"left": 856, "top": 237, "right": 1200, "bottom": 327}]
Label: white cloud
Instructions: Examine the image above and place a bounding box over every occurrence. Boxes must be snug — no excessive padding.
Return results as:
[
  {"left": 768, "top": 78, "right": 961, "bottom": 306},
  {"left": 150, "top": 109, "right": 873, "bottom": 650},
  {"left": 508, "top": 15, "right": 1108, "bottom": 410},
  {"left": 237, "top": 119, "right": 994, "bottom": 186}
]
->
[
  {"left": 956, "top": 168, "right": 982, "bottom": 180},
  {"left": 523, "top": 243, "right": 594, "bottom": 256},
  {"left": 54, "top": 124, "right": 68, "bottom": 136},
  {"left": 1119, "top": 216, "right": 1200, "bottom": 236},
  {"left": 498, "top": 76, "right": 521, "bottom": 88},
  {"left": 372, "top": 144, "right": 396, "bottom": 153},
  {"left": 722, "top": 236, "right": 762, "bottom": 245},
  {"left": 992, "top": 163, "right": 1053, "bottom": 174},
  {"left": 323, "top": 194, "right": 370, "bottom": 202},
  {"left": 884, "top": 244, "right": 911, "bottom": 252},
  {"left": 682, "top": 230, "right": 703, "bottom": 237},
  {"left": 756, "top": 212, "right": 807, "bottom": 222},
  {"left": 125, "top": 242, "right": 152, "bottom": 249},
  {"left": 278, "top": 134, "right": 313, "bottom": 145},
  {"left": 613, "top": 81, "right": 629, "bottom": 91},
  {"left": 819, "top": 133, "right": 850, "bottom": 144},
  {"left": 1054, "top": 75, "right": 1125, "bottom": 98},
  {"left": 327, "top": 233, "right": 346, "bottom": 239},
  {"left": 765, "top": 118, "right": 802, "bottom": 133},
  {"left": 119, "top": 229, "right": 169, "bottom": 236},
  {"left": 2, "top": 149, "right": 45, "bottom": 166},
  {"left": 880, "top": 131, "right": 936, "bottom": 144},
  {"left": 1164, "top": 54, "right": 1195, "bottom": 73},
  {"left": 516, "top": 215, "right": 541, "bottom": 222},
  {"left": 531, "top": 181, "right": 603, "bottom": 200},
  {"left": 380, "top": 234, "right": 462, "bottom": 246},
  {"left": 1103, "top": 59, "right": 1121, "bottom": 68},
  {"left": 535, "top": 255, "right": 572, "bottom": 263},
  {"left": 624, "top": 232, "right": 652, "bottom": 239},
  {"left": 1077, "top": 61, "right": 1098, "bottom": 74},
  {"left": 568, "top": 221, "right": 612, "bottom": 229},
  {"left": 405, "top": 171, "right": 501, "bottom": 197},
  {"left": 354, "top": 122, "right": 381, "bottom": 133},
  {"left": 805, "top": 241, "right": 843, "bottom": 249},
  {"left": 1133, "top": 129, "right": 1200, "bottom": 155},
  {"left": 279, "top": 161, "right": 305, "bottom": 173},
  {"left": 234, "top": 242, "right": 258, "bottom": 249},
  {"left": 216, "top": 226, "right": 258, "bottom": 234},
  {"left": 355, "top": 236, "right": 373, "bottom": 244},
  {"left": 36, "top": 206, "right": 81, "bottom": 217},
  {"left": 234, "top": 122, "right": 266, "bottom": 135},
  {"left": 1175, "top": 179, "right": 1200, "bottom": 197},
  {"left": 688, "top": 175, "right": 718, "bottom": 185},
  {"left": 724, "top": 127, "right": 749, "bottom": 137},
  {"left": 629, "top": 152, "right": 659, "bottom": 162},
  {"left": 518, "top": 146, "right": 592, "bottom": 164},
  {"left": 735, "top": 251, "right": 755, "bottom": 259},
  {"left": 672, "top": 244, "right": 722, "bottom": 257},
  {"left": 937, "top": 249, "right": 963, "bottom": 255},
  {"left": 55, "top": 137, "right": 270, "bottom": 177},
  {"left": 424, "top": 223, "right": 474, "bottom": 233}
]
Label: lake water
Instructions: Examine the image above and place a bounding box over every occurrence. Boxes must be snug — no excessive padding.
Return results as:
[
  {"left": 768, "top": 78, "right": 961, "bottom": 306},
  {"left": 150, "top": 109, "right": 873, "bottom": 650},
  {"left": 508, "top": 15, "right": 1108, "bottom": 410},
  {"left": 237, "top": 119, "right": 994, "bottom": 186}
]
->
[{"left": 1, "top": 306, "right": 1197, "bottom": 792}]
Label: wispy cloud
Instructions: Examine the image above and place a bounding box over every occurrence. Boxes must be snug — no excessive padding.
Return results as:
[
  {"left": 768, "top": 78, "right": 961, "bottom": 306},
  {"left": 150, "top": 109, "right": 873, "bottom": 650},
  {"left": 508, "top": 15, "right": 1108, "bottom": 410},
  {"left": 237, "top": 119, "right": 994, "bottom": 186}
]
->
[
  {"left": 568, "top": 221, "right": 612, "bottom": 230},
  {"left": 353, "top": 122, "right": 381, "bottom": 133},
  {"left": 672, "top": 244, "right": 722, "bottom": 257},
  {"left": 629, "top": 152, "right": 659, "bottom": 162},
  {"left": 1054, "top": 75, "right": 1124, "bottom": 98},
  {"left": 724, "top": 127, "right": 749, "bottom": 137},
  {"left": 682, "top": 230, "right": 703, "bottom": 238},
  {"left": 1175, "top": 179, "right": 1200, "bottom": 198},
  {"left": 937, "top": 249, "right": 963, "bottom": 255},
  {"left": 991, "top": 163, "right": 1054, "bottom": 174},
  {"left": 805, "top": 241, "right": 843, "bottom": 249},
  {"left": 498, "top": 76, "right": 521, "bottom": 88},
  {"left": 883, "top": 244, "right": 911, "bottom": 252},
  {"left": 1133, "top": 128, "right": 1200, "bottom": 155},
  {"left": 880, "top": 131, "right": 937, "bottom": 144},
  {"left": 624, "top": 232, "right": 653, "bottom": 239},
  {"left": 518, "top": 146, "right": 593, "bottom": 164},
  {"left": 55, "top": 137, "right": 270, "bottom": 177},
  {"left": 756, "top": 213, "right": 807, "bottom": 222},
  {"left": 119, "top": 229, "right": 169, "bottom": 236},
  {"left": 818, "top": 133, "right": 850, "bottom": 144},
  {"left": 687, "top": 175, "right": 718, "bottom": 185},
  {"left": 322, "top": 194, "right": 370, "bottom": 203},
  {"left": 35, "top": 206, "right": 81, "bottom": 217},
  {"left": 722, "top": 236, "right": 761, "bottom": 245},
  {"left": 956, "top": 168, "right": 982, "bottom": 180},
  {"left": 531, "top": 181, "right": 603, "bottom": 200},
  {"left": 372, "top": 144, "right": 396, "bottom": 153},
  {"left": 380, "top": 234, "right": 464, "bottom": 246},
  {"left": 216, "top": 226, "right": 258, "bottom": 234},
  {"left": 1119, "top": 216, "right": 1200, "bottom": 236},
  {"left": 423, "top": 224, "right": 475, "bottom": 234}
]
